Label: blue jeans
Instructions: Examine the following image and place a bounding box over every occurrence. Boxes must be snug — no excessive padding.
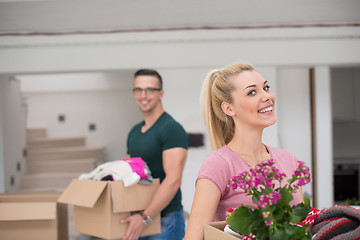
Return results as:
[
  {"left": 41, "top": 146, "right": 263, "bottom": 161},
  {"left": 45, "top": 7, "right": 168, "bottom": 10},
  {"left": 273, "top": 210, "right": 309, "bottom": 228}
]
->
[{"left": 139, "top": 209, "right": 185, "bottom": 240}]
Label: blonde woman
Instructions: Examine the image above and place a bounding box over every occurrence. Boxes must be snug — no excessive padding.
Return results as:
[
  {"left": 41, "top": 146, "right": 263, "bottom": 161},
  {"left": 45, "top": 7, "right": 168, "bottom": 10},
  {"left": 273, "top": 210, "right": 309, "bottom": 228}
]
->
[{"left": 184, "top": 63, "right": 303, "bottom": 240}]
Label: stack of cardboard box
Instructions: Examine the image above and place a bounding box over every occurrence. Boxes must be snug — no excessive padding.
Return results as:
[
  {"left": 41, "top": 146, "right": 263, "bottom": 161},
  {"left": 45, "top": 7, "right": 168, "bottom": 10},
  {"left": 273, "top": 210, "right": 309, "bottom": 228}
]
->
[
  {"left": 0, "top": 178, "right": 161, "bottom": 240},
  {"left": 0, "top": 191, "right": 68, "bottom": 240}
]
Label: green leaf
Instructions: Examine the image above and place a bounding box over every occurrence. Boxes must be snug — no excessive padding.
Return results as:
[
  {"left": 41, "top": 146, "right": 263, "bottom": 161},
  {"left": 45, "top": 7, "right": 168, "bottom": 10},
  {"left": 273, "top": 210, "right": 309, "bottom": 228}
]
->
[
  {"left": 248, "top": 210, "right": 267, "bottom": 236},
  {"left": 273, "top": 207, "right": 285, "bottom": 222},
  {"left": 256, "top": 229, "right": 270, "bottom": 240},
  {"left": 277, "top": 188, "right": 294, "bottom": 208},
  {"left": 291, "top": 206, "right": 308, "bottom": 223},
  {"left": 226, "top": 206, "right": 259, "bottom": 235},
  {"left": 284, "top": 225, "right": 307, "bottom": 240},
  {"left": 291, "top": 201, "right": 312, "bottom": 223},
  {"left": 304, "top": 196, "right": 311, "bottom": 207},
  {"left": 298, "top": 232, "right": 313, "bottom": 240},
  {"left": 270, "top": 227, "right": 286, "bottom": 240},
  {"left": 252, "top": 194, "right": 260, "bottom": 204},
  {"left": 272, "top": 188, "right": 296, "bottom": 224}
]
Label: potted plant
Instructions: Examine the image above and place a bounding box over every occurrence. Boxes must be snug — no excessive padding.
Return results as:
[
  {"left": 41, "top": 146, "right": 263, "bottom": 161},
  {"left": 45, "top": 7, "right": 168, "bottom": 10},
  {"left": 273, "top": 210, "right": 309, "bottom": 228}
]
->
[
  {"left": 343, "top": 197, "right": 360, "bottom": 210},
  {"left": 226, "top": 159, "right": 312, "bottom": 240}
]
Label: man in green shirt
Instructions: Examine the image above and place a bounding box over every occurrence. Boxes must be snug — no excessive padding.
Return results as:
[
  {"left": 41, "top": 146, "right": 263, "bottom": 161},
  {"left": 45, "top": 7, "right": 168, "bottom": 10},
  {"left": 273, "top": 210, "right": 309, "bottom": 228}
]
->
[{"left": 121, "top": 69, "right": 188, "bottom": 240}]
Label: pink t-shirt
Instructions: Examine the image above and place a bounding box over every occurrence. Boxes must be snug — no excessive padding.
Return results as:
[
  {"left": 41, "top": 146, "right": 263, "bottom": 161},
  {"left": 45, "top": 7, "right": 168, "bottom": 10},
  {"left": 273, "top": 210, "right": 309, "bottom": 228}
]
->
[{"left": 197, "top": 145, "right": 301, "bottom": 221}]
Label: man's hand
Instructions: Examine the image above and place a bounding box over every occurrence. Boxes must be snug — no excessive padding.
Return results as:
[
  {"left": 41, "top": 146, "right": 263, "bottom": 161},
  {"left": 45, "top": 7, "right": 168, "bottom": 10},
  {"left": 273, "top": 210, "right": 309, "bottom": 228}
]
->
[{"left": 120, "top": 214, "right": 146, "bottom": 240}]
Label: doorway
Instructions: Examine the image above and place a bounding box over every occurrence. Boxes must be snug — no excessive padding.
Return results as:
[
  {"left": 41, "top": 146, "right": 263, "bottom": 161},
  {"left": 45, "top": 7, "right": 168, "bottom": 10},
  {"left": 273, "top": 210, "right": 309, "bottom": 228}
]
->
[{"left": 331, "top": 67, "right": 360, "bottom": 204}]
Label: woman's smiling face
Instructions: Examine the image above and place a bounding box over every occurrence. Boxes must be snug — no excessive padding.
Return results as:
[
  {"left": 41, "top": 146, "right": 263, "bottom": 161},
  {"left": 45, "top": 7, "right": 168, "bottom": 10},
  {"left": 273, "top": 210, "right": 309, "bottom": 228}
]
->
[{"left": 228, "top": 70, "right": 277, "bottom": 129}]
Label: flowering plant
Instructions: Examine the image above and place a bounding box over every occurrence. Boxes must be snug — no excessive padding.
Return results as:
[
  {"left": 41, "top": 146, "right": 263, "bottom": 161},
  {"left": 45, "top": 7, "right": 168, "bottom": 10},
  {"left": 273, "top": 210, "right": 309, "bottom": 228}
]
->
[{"left": 226, "top": 159, "right": 312, "bottom": 240}]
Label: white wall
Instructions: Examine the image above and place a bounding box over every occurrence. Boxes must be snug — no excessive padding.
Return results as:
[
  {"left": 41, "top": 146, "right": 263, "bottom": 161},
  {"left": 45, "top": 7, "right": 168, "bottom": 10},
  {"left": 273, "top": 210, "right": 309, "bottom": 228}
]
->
[
  {"left": 0, "top": 77, "right": 6, "bottom": 193},
  {"left": 0, "top": 27, "right": 359, "bottom": 74},
  {"left": 20, "top": 72, "right": 133, "bottom": 92},
  {"left": 0, "top": 76, "right": 27, "bottom": 192},
  {"left": 277, "top": 67, "right": 313, "bottom": 200},
  {"left": 314, "top": 66, "right": 334, "bottom": 209},
  {"left": 21, "top": 72, "right": 143, "bottom": 162}
]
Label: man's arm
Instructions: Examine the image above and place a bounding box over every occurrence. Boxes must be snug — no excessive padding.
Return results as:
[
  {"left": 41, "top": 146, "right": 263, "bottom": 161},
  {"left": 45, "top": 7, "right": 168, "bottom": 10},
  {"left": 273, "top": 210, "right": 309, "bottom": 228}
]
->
[
  {"left": 121, "top": 147, "right": 187, "bottom": 240},
  {"left": 143, "top": 147, "right": 187, "bottom": 218}
]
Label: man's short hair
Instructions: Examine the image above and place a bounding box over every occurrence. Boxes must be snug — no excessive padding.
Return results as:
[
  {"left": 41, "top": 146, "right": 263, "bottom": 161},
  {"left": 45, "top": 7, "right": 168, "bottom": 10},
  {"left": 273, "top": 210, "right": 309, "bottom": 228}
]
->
[{"left": 134, "top": 69, "right": 163, "bottom": 89}]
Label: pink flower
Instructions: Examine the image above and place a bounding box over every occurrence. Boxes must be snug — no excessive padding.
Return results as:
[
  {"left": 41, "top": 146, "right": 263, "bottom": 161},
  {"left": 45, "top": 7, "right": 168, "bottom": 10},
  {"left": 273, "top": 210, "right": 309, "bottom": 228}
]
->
[
  {"left": 298, "top": 177, "right": 306, "bottom": 186},
  {"left": 266, "top": 220, "right": 273, "bottom": 226},
  {"left": 263, "top": 169, "right": 270, "bottom": 176},
  {"left": 257, "top": 200, "right": 267, "bottom": 209},
  {"left": 263, "top": 211, "right": 270, "bottom": 218},
  {"left": 273, "top": 192, "right": 281, "bottom": 201},
  {"left": 257, "top": 175, "right": 265, "bottom": 182},
  {"left": 265, "top": 178, "right": 273, "bottom": 188}
]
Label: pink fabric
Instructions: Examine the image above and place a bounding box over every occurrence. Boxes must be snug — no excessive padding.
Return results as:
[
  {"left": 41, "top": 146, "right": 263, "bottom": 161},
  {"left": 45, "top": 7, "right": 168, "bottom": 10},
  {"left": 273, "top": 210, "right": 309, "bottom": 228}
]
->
[
  {"left": 116, "top": 157, "right": 148, "bottom": 179},
  {"left": 197, "top": 145, "right": 301, "bottom": 221}
]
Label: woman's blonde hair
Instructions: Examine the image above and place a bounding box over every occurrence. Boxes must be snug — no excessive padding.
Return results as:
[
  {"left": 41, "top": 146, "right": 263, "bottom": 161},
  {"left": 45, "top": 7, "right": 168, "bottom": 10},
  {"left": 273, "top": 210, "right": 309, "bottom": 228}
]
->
[{"left": 200, "top": 63, "right": 255, "bottom": 150}]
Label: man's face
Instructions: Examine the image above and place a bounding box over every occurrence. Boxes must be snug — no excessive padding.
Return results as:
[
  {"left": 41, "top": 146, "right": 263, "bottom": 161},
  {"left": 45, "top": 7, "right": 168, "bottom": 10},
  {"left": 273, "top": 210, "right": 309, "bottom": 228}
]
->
[{"left": 133, "top": 75, "right": 163, "bottom": 114}]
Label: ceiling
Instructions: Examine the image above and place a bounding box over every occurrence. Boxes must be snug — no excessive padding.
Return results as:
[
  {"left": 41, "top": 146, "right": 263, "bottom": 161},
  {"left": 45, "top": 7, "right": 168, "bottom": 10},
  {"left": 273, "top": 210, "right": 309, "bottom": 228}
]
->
[{"left": 0, "top": 0, "right": 359, "bottom": 36}]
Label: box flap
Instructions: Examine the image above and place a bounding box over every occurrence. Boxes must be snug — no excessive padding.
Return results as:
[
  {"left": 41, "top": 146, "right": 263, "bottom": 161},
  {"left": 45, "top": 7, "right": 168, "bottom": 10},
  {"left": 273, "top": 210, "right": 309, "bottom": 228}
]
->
[
  {"left": 111, "top": 179, "right": 160, "bottom": 213},
  {"left": 0, "top": 202, "right": 56, "bottom": 221},
  {"left": 58, "top": 179, "right": 108, "bottom": 208},
  {"left": 204, "top": 221, "right": 239, "bottom": 240},
  {"left": 0, "top": 191, "right": 61, "bottom": 203}
]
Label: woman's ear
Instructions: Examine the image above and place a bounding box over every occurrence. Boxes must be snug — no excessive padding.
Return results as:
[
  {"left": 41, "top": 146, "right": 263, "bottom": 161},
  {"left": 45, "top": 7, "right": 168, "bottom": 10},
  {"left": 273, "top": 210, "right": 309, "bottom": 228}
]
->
[{"left": 221, "top": 101, "right": 235, "bottom": 117}]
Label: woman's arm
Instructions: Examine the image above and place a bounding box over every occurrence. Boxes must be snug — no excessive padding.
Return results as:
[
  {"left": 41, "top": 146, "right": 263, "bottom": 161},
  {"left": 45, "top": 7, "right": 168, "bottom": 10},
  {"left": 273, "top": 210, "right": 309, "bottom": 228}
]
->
[
  {"left": 299, "top": 186, "right": 304, "bottom": 203},
  {"left": 184, "top": 178, "right": 221, "bottom": 240}
]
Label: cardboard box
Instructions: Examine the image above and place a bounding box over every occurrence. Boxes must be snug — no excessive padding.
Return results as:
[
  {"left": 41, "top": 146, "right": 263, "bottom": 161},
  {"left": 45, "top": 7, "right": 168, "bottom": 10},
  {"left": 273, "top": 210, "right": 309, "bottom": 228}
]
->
[
  {"left": 0, "top": 191, "right": 68, "bottom": 240},
  {"left": 204, "top": 221, "right": 240, "bottom": 240},
  {"left": 58, "top": 179, "right": 161, "bottom": 239}
]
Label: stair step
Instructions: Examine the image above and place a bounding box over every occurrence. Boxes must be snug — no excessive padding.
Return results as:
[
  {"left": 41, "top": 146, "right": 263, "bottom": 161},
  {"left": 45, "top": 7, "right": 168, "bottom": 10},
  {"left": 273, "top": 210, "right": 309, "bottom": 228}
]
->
[
  {"left": 27, "top": 146, "right": 104, "bottom": 161},
  {"left": 27, "top": 158, "right": 96, "bottom": 174},
  {"left": 27, "top": 137, "right": 86, "bottom": 150},
  {"left": 21, "top": 172, "right": 80, "bottom": 190},
  {"left": 26, "top": 128, "right": 47, "bottom": 141}
]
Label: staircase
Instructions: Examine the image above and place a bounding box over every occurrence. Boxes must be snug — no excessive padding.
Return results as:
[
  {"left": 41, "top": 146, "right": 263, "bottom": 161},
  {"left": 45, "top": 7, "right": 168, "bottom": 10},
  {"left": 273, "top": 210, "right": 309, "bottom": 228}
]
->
[
  {"left": 22, "top": 128, "right": 104, "bottom": 191},
  {"left": 23, "top": 128, "right": 105, "bottom": 240}
]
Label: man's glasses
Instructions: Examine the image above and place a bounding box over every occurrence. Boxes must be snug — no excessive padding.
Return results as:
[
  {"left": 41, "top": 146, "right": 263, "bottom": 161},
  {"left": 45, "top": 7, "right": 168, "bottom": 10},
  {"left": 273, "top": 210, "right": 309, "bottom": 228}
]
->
[{"left": 133, "top": 87, "right": 162, "bottom": 95}]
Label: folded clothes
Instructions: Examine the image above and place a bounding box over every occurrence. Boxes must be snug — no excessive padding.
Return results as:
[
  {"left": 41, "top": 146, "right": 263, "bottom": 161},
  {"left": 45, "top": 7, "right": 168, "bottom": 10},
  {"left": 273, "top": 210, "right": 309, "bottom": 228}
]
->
[
  {"left": 223, "top": 224, "right": 256, "bottom": 239},
  {"left": 116, "top": 157, "right": 151, "bottom": 179},
  {"left": 78, "top": 157, "right": 153, "bottom": 187},
  {"left": 116, "top": 157, "right": 153, "bottom": 184},
  {"left": 311, "top": 205, "right": 360, "bottom": 240}
]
